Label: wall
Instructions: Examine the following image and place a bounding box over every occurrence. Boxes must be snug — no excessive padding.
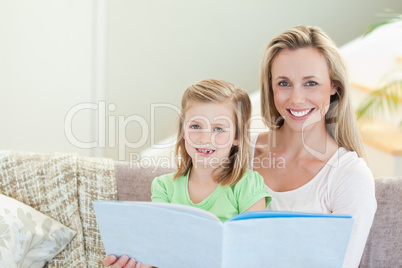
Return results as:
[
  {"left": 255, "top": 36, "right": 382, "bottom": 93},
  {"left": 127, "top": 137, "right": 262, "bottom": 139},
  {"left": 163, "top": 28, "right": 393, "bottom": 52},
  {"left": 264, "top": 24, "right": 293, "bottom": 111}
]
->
[
  {"left": 1, "top": 0, "right": 402, "bottom": 160},
  {"left": 105, "top": 0, "right": 402, "bottom": 161},
  {"left": 0, "top": 0, "right": 104, "bottom": 156}
]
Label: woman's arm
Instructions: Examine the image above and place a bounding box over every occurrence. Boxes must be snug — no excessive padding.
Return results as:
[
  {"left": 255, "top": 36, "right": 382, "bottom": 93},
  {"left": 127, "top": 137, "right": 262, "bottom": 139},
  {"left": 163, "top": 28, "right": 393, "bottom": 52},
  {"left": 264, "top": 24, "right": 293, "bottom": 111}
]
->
[{"left": 330, "top": 160, "right": 377, "bottom": 268}]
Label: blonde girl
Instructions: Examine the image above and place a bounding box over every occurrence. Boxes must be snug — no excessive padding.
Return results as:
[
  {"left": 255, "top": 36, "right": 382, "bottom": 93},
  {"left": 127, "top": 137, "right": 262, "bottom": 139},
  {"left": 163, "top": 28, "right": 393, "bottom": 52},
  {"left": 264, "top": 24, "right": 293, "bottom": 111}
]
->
[{"left": 104, "top": 79, "right": 271, "bottom": 268}]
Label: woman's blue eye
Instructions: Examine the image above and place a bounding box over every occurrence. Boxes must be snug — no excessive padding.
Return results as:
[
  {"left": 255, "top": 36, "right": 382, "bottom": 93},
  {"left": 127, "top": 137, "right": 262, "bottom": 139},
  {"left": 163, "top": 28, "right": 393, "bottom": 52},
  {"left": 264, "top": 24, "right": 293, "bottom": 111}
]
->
[
  {"left": 214, "top": 127, "right": 223, "bottom": 132},
  {"left": 278, "top": 81, "right": 289, "bottom": 87},
  {"left": 306, "top": 81, "right": 317, "bottom": 86},
  {"left": 190, "top": 125, "right": 201, "bottom": 129}
]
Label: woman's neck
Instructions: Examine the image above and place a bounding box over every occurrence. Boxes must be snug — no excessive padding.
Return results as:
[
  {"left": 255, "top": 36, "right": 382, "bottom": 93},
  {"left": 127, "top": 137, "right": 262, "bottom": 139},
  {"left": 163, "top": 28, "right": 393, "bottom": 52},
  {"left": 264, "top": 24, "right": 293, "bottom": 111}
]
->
[{"left": 275, "top": 123, "right": 338, "bottom": 161}]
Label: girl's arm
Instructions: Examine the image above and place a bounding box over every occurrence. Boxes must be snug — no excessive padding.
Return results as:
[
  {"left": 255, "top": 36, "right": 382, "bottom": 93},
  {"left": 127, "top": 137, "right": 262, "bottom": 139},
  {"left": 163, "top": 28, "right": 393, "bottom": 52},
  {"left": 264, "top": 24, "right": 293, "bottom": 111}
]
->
[
  {"left": 236, "top": 170, "right": 271, "bottom": 213},
  {"left": 245, "top": 197, "right": 266, "bottom": 212}
]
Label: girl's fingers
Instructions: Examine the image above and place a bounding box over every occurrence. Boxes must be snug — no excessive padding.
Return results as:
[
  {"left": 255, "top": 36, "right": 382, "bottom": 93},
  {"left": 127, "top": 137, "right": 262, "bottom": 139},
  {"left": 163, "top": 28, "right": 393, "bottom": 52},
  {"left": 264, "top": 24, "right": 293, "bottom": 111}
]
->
[
  {"left": 102, "top": 254, "right": 140, "bottom": 268},
  {"left": 113, "top": 255, "right": 130, "bottom": 268},
  {"left": 103, "top": 255, "right": 117, "bottom": 266}
]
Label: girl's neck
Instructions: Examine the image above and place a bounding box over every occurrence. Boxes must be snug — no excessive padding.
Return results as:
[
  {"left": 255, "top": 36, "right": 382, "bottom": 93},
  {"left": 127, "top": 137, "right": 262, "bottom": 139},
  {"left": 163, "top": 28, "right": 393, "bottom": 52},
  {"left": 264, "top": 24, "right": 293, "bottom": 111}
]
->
[{"left": 189, "top": 165, "right": 219, "bottom": 184}]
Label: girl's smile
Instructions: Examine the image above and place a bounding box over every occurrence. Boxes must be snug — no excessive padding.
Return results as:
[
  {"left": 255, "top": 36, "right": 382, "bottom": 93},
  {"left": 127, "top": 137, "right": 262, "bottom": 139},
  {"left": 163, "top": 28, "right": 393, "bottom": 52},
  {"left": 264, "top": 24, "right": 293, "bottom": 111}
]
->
[{"left": 195, "top": 148, "right": 215, "bottom": 156}]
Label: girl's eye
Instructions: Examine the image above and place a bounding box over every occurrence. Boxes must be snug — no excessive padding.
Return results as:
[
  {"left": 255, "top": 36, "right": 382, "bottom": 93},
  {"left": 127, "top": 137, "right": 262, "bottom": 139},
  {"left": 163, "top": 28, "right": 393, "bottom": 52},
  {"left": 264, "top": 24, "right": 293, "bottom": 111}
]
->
[
  {"left": 214, "top": 127, "right": 223, "bottom": 133},
  {"left": 306, "top": 81, "right": 317, "bottom": 86},
  {"left": 190, "top": 125, "right": 201, "bottom": 129},
  {"left": 278, "top": 81, "right": 290, "bottom": 87}
]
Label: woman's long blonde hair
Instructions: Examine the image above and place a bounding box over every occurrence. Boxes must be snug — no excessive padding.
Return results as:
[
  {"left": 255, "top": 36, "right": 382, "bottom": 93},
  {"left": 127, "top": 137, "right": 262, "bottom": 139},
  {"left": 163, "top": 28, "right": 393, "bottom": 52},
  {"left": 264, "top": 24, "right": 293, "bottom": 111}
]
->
[
  {"left": 174, "top": 79, "right": 252, "bottom": 186},
  {"left": 260, "top": 25, "right": 365, "bottom": 158}
]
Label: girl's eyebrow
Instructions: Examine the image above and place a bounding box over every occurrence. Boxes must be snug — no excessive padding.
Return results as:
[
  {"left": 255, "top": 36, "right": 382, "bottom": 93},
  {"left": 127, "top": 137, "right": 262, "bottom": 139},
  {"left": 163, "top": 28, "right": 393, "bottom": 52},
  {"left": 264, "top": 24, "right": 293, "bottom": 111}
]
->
[
  {"left": 187, "top": 119, "right": 231, "bottom": 127},
  {"left": 212, "top": 122, "right": 231, "bottom": 127}
]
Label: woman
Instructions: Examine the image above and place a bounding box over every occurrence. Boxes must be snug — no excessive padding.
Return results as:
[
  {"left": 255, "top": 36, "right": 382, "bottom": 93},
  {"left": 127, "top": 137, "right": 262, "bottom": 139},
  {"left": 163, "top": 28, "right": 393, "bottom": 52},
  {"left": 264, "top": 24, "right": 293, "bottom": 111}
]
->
[
  {"left": 252, "top": 25, "right": 376, "bottom": 268},
  {"left": 103, "top": 26, "right": 377, "bottom": 268}
]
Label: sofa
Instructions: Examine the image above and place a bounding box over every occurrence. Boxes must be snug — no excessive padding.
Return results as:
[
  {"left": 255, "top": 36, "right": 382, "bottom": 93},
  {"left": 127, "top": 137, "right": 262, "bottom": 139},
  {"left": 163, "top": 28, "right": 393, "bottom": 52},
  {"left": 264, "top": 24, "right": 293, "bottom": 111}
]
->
[{"left": 0, "top": 151, "right": 401, "bottom": 267}]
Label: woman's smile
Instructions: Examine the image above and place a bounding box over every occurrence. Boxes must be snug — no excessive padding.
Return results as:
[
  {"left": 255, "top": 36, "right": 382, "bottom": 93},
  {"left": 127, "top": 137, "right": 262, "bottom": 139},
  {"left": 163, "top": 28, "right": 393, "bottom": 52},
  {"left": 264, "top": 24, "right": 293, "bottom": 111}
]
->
[{"left": 287, "top": 108, "right": 315, "bottom": 119}]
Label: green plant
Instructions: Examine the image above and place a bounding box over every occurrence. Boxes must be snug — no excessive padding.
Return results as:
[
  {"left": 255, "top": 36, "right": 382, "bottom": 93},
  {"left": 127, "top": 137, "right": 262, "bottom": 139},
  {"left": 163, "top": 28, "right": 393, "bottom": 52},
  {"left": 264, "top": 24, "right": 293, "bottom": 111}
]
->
[
  {"left": 356, "top": 16, "right": 402, "bottom": 125},
  {"left": 356, "top": 80, "right": 402, "bottom": 124}
]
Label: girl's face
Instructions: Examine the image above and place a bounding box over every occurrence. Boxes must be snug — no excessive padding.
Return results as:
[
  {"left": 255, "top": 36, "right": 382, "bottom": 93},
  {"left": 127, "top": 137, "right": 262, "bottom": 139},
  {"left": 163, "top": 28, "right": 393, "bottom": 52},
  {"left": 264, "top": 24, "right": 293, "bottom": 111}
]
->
[
  {"left": 271, "top": 47, "right": 337, "bottom": 133},
  {"left": 183, "top": 101, "right": 239, "bottom": 169}
]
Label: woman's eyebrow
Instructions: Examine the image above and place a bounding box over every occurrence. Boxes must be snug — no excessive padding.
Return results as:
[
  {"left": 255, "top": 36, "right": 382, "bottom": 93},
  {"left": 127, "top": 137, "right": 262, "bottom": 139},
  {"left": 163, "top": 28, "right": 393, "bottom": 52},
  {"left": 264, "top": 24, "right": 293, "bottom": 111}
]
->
[
  {"left": 303, "top": 75, "right": 318, "bottom": 79},
  {"left": 274, "top": 76, "right": 288, "bottom": 80}
]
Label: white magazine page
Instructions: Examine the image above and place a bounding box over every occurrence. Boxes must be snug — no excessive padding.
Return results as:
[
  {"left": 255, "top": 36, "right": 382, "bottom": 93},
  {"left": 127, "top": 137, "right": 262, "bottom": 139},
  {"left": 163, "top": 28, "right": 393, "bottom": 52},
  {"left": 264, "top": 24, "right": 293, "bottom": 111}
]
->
[
  {"left": 222, "top": 217, "right": 354, "bottom": 268},
  {"left": 133, "top": 201, "right": 221, "bottom": 222},
  {"left": 94, "top": 201, "right": 223, "bottom": 268}
]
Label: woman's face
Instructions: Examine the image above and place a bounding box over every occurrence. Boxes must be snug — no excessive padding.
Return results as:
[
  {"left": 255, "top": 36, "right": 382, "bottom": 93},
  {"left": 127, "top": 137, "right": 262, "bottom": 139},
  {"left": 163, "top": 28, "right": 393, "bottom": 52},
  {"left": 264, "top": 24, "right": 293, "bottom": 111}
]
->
[{"left": 271, "top": 47, "right": 337, "bottom": 133}]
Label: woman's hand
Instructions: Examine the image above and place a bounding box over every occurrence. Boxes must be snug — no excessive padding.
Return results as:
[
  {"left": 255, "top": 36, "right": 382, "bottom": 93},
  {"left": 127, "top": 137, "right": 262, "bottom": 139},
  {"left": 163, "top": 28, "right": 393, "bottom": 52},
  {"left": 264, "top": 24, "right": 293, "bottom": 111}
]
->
[{"left": 103, "top": 255, "right": 140, "bottom": 268}]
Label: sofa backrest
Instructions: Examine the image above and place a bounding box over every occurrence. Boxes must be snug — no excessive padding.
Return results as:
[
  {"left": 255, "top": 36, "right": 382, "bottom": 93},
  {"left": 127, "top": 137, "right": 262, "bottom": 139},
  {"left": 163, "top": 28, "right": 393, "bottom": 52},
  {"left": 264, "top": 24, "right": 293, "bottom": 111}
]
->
[
  {"left": 114, "top": 161, "right": 402, "bottom": 267},
  {"left": 359, "top": 176, "right": 402, "bottom": 268},
  {"left": 114, "top": 161, "right": 175, "bottom": 201}
]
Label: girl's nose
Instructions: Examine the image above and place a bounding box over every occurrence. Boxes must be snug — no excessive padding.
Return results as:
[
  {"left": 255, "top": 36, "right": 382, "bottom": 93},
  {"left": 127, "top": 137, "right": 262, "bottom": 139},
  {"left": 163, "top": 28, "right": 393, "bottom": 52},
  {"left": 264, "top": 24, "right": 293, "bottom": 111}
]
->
[{"left": 198, "top": 130, "right": 211, "bottom": 144}]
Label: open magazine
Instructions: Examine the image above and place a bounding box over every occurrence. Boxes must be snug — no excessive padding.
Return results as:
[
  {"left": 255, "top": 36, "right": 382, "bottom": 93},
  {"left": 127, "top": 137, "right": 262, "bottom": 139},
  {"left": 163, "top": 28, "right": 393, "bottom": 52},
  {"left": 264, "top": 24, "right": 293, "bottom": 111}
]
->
[{"left": 93, "top": 201, "right": 354, "bottom": 268}]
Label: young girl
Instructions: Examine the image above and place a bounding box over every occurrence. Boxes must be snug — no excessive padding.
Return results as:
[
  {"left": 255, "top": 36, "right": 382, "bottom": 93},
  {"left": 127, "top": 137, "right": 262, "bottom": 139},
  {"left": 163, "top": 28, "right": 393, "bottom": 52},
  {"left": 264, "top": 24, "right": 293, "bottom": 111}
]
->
[
  {"left": 151, "top": 79, "right": 271, "bottom": 222},
  {"left": 103, "top": 79, "right": 271, "bottom": 268}
]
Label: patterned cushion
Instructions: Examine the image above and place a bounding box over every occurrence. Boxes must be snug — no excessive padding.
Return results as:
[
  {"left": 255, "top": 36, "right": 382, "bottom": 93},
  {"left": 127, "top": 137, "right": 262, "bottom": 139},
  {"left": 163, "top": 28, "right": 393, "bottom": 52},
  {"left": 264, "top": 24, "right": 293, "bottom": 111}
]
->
[{"left": 0, "top": 194, "right": 76, "bottom": 268}]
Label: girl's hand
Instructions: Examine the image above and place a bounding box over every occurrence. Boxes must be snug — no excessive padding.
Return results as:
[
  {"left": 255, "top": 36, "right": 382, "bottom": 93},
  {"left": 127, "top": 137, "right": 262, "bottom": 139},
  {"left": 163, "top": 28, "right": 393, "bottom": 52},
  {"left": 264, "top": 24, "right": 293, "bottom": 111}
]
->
[{"left": 102, "top": 255, "right": 140, "bottom": 268}]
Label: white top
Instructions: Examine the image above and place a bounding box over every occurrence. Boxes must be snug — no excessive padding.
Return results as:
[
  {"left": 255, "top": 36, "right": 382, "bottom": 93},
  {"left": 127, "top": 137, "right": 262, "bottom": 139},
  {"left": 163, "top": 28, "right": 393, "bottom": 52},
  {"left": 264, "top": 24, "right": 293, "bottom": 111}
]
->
[{"left": 249, "top": 133, "right": 377, "bottom": 268}]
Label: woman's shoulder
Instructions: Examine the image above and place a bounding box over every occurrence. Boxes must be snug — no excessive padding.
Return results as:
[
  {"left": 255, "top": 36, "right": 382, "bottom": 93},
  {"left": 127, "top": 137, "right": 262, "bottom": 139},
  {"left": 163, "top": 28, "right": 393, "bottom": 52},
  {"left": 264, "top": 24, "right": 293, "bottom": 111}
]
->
[
  {"left": 326, "top": 147, "right": 374, "bottom": 186},
  {"left": 333, "top": 148, "right": 371, "bottom": 173}
]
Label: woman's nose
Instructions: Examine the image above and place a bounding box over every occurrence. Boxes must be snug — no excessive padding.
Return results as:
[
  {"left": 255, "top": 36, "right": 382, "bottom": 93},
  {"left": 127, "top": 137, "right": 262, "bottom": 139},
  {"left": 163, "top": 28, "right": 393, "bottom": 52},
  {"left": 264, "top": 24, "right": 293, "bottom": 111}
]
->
[{"left": 290, "top": 86, "right": 305, "bottom": 104}]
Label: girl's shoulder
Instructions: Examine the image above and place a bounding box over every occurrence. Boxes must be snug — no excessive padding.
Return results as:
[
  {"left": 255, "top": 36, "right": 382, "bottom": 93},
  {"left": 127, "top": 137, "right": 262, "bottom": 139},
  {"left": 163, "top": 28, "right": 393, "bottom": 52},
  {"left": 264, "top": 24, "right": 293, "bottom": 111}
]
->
[
  {"left": 153, "top": 171, "right": 181, "bottom": 185},
  {"left": 233, "top": 169, "right": 265, "bottom": 189}
]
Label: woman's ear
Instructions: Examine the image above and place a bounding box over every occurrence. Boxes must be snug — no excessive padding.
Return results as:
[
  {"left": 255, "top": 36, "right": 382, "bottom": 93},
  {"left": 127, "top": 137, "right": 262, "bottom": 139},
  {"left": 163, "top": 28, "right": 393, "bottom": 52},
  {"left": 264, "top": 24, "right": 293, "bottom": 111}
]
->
[
  {"left": 232, "top": 138, "right": 239, "bottom": 146},
  {"left": 330, "top": 82, "right": 338, "bottom": 96}
]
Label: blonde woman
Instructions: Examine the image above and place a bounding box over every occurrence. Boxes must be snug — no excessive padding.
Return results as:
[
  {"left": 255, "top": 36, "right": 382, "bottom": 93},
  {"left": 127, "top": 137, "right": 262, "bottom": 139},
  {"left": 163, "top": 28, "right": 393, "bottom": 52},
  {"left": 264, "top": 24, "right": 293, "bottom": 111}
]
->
[{"left": 252, "top": 25, "right": 376, "bottom": 268}]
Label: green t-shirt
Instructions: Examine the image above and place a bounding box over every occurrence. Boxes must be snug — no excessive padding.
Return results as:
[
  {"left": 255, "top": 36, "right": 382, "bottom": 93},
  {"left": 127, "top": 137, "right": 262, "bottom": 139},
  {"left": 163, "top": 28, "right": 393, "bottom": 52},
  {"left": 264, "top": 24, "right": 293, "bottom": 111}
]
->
[{"left": 151, "top": 169, "right": 271, "bottom": 222}]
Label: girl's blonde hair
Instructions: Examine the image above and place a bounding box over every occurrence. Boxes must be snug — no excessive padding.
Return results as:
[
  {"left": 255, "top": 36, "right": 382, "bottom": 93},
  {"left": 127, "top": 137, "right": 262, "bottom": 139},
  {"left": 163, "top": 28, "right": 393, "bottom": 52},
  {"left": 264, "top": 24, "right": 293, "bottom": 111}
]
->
[
  {"left": 174, "top": 79, "right": 252, "bottom": 186},
  {"left": 260, "top": 25, "right": 365, "bottom": 158}
]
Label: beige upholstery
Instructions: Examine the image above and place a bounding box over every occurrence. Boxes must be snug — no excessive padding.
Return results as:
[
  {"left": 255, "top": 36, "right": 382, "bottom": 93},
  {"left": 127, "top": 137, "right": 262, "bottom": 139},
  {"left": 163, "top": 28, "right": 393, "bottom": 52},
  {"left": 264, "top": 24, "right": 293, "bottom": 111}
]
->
[{"left": 1, "top": 153, "right": 400, "bottom": 267}]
